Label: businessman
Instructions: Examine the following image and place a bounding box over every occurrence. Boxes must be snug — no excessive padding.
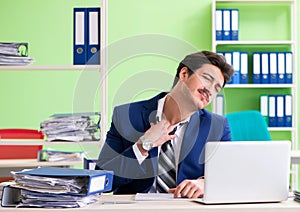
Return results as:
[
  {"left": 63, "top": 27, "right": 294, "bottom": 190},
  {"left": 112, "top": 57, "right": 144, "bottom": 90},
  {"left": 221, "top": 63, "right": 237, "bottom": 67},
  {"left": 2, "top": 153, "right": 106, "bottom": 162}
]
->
[{"left": 97, "top": 50, "right": 234, "bottom": 198}]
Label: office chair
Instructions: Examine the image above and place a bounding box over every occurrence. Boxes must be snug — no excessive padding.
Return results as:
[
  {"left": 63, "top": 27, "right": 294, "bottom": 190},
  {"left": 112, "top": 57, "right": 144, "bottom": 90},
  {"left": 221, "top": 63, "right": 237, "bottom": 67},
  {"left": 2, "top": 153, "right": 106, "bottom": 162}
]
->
[{"left": 225, "top": 110, "right": 272, "bottom": 141}]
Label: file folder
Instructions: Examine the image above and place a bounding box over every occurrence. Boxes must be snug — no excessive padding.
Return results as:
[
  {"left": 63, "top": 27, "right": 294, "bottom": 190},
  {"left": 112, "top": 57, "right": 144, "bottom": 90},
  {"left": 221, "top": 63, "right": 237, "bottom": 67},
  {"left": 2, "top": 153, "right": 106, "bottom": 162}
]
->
[
  {"left": 230, "top": 9, "right": 239, "bottom": 40},
  {"left": 260, "top": 95, "right": 269, "bottom": 125},
  {"left": 261, "top": 53, "right": 269, "bottom": 84},
  {"left": 277, "top": 52, "right": 285, "bottom": 84},
  {"left": 74, "top": 8, "right": 88, "bottom": 65},
  {"left": 13, "top": 167, "right": 113, "bottom": 196},
  {"left": 224, "top": 52, "right": 233, "bottom": 84},
  {"left": 284, "top": 95, "right": 292, "bottom": 127},
  {"left": 268, "top": 95, "right": 277, "bottom": 127},
  {"left": 213, "top": 94, "right": 224, "bottom": 116},
  {"left": 276, "top": 95, "right": 284, "bottom": 127},
  {"left": 232, "top": 51, "right": 240, "bottom": 84},
  {"left": 240, "top": 52, "right": 248, "bottom": 84},
  {"left": 285, "top": 52, "right": 293, "bottom": 84},
  {"left": 215, "top": 9, "right": 223, "bottom": 41},
  {"left": 269, "top": 52, "right": 278, "bottom": 84},
  {"left": 222, "top": 9, "right": 231, "bottom": 40},
  {"left": 87, "top": 8, "right": 100, "bottom": 65},
  {"left": 252, "top": 53, "right": 261, "bottom": 84}
]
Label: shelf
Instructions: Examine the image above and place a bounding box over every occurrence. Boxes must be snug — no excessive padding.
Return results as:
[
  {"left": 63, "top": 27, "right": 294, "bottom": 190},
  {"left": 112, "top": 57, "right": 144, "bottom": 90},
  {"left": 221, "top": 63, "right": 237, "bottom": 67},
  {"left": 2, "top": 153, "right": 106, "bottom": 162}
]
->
[
  {"left": 216, "top": 0, "right": 294, "bottom": 3},
  {"left": 268, "top": 127, "right": 294, "bottom": 131},
  {"left": 215, "top": 41, "right": 294, "bottom": 45},
  {"left": 225, "top": 84, "right": 294, "bottom": 88},
  {"left": 0, "top": 159, "right": 82, "bottom": 168},
  {"left": 0, "top": 65, "right": 100, "bottom": 71},
  {"left": 0, "top": 140, "right": 101, "bottom": 145}
]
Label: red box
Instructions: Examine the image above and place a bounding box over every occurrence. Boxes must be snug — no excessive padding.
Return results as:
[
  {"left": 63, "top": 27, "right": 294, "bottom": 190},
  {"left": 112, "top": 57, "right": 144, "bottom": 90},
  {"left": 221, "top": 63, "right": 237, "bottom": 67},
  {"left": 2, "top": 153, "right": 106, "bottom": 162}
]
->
[{"left": 0, "top": 145, "right": 43, "bottom": 159}]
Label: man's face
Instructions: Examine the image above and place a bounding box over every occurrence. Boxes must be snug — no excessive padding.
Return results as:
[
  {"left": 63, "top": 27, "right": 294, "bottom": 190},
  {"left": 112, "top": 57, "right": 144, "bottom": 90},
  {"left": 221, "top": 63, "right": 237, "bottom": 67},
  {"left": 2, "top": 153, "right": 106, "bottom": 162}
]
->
[{"left": 181, "top": 64, "right": 224, "bottom": 109}]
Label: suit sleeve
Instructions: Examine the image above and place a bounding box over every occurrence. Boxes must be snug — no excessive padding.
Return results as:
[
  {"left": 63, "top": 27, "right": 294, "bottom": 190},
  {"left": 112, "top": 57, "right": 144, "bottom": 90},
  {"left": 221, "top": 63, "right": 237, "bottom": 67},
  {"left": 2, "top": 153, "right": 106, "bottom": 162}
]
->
[
  {"left": 220, "top": 117, "right": 231, "bottom": 141},
  {"left": 96, "top": 107, "right": 151, "bottom": 190}
]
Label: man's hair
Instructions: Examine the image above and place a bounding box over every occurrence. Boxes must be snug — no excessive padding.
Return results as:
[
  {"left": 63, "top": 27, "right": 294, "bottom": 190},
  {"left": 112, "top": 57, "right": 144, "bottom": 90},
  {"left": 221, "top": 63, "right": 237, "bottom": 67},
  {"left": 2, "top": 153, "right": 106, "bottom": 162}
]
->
[{"left": 172, "top": 50, "right": 234, "bottom": 88}]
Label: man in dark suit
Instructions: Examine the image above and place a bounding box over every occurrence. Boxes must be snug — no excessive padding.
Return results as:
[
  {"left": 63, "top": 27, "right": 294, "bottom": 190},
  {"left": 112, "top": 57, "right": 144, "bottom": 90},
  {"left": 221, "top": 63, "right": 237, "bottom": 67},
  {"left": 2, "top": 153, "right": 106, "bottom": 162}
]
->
[{"left": 97, "top": 50, "right": 234, "bottom": 198}]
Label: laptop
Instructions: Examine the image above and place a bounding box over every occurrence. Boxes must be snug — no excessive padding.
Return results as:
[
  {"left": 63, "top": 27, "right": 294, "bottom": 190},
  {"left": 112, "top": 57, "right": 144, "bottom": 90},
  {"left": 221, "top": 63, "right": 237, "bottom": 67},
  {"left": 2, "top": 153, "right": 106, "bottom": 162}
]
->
[{"left": 194, "top": 141, "right": 291, "bottom": 204}]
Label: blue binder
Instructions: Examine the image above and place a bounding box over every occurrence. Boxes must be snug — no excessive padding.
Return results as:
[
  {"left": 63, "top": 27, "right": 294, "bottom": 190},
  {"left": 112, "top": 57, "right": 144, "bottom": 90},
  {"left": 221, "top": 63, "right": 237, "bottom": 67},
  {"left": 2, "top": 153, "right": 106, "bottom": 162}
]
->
[
  {"left": 284, "top": 95, "right": 292, "bottom": 127},
  {"left": 261, "top": 52, "right": 269, "bottom": 84},
  {"left": 268, "top": 95, "right": 277, "bottom": 127},
  {"left": 276, "top": 95, "right": 285, "bottom": 127},
  {"left": 277, "top": 52, "right": 285, "bottom": 84},
  {"left": 14, "top": 167, "right": 113, "bottom": 195},
  {"left": 269, "top": 52, "right": 278, "bottom": 84},
  {"left": 86, "top": 8, "right": 100, "bottom": 65},
  {"left": 222, "top": 9, "right": 231, "bottom": 40},
  {"left": 252, "top": 53, "right": 261, "bottom": 84},
  {"left": 285, "top": 52, "right": 293, "bottom": 84},
  {"left": 240, "top": 52, "right": 248, "bottom": 84},
  {"left": 74, "top": 8, "right": 88, "bottom": 65},
  {"left": 230, "top": 9, "right": 239, "bottom": 40},
  {"left": 232, "top": 51, "right": 240, "bottom": 84},
  {"left": 215, "top": 9, "right": 223, "bottom": 40},
  {"left": 224, "top": 52, "right": 233, "bottom": 84}
]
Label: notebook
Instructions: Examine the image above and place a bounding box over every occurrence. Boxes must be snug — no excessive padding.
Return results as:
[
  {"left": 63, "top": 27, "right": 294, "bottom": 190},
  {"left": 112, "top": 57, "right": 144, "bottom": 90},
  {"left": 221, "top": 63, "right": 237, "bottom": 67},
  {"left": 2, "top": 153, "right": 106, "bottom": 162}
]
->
[{"left": 194, "top": 141, "right": 291, "bottom": 204}]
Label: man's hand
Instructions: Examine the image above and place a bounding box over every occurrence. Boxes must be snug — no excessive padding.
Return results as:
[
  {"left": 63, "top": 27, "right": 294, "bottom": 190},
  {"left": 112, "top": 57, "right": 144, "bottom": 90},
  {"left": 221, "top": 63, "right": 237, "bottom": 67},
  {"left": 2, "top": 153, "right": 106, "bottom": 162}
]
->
[{"left": 169, "top": 178, "right": 204, "bottom": 198}]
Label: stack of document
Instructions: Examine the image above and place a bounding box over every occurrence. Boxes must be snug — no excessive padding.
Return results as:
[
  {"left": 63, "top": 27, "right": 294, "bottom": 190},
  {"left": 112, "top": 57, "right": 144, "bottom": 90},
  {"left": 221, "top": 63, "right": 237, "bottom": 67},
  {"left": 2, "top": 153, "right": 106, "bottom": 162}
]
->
[
  {"left": 1, "top": 167, "right": 113, "bottom": 208},
  {"left": 38, "top": 149, "right": 84, "bottom": 162},
  {"left": 0, "top": 42, "right": 34, "bottom": 65},
  {"left": 40, "top": 112, "right": 100, "bottom": 142}
]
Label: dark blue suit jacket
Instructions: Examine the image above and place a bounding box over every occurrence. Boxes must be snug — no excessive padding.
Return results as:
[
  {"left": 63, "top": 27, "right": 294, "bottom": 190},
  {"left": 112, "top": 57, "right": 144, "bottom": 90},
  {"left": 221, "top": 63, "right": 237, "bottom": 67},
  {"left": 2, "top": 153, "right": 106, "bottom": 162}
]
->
[{"left": 97, "top": 93, "right": 231, "bottom": 194}]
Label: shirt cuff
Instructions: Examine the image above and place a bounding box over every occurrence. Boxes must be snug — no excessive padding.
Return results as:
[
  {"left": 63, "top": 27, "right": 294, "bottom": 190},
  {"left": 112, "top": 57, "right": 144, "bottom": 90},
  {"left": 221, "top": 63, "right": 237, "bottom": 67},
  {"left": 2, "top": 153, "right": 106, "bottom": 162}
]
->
[{"left": 133, "top": 143, "right": 148, "bottom": 165}]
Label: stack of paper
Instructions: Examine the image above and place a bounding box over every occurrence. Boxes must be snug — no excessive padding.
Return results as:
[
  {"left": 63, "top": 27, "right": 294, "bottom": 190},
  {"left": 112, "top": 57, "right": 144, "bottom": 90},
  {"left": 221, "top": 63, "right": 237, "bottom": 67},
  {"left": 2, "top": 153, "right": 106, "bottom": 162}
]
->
[
  {"left": 1, "top": 167, "right": 113, "bottom": 208},
  {"left": 0, "top": 42, "right": 34, "bottom": 65},
  {"left": 40, "top": 112, "right": 100, "bottom": 142},
  {"left": 38, "top": 149, "right": 84, "bottom": 162},
  {"left": 294, "top": 191, "right": 300, "bottom": 203}
]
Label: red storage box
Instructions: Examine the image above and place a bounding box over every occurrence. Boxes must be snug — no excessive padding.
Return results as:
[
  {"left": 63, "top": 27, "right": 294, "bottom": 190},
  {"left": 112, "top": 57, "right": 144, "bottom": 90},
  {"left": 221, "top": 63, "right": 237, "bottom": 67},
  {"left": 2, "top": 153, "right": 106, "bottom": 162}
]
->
[
  {"left": 0, "top": 129, "right": 44, "bottom": 140},
  {"left": 0, "top": 145, "right": 43, "bottom": 159}
]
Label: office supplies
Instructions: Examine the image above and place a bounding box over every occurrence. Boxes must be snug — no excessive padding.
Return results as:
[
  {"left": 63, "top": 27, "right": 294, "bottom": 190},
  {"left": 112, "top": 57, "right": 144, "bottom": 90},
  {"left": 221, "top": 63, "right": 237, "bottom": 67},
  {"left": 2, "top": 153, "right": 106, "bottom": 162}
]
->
[
  {"left": 277, "top": 52, "right": 285, "bottom": 84},
  {"left": 13, "top": 167, "right": 113, "bottom": 195},
  {"left": 215, "top": 9, "right": 223, "bottom": 40},
  {"left": 222, "top": 9, "right": 231, "bottom": 40},
  {"left": 0, "top": 145, "right": 43, "bottom": 160},
  {"left": 194, "top": 141, "right": 290, "bottom": 204},
  {"left": 240, "top": 52, "right": 248, "bottom": 84},
  {"left": 0, "top": 42, "right": 34, "bottom": 65},
  {"left": 276, "top": 95, "right": 285, "bottom": 127},
  {"left": 269, "top": 52, "right": 278, "bottom": 83},
  {"left": 0, "top": 128, "right": 44, "bottom": 139},
  {"left": 213, "top": 94, "right": 224, "bottom": 116},
  {"left": 74, "top": 8, "right": 88, "bottom": 65},
  {"left": 224, "top": 52, "right": 232, "bottom": 84},
  {"left": 268, "top": 95, "right": 277, "bottom": 127},
  {"left": 38, "top": 149, "right": 84, "bottom": 162},
  {"left": 87, "top": 8, "right": 100, "bottom": 65},
  {"left": 261, "top": 52, "right": 269, "bottom": 84},
  {"left": 285, "top": 52, "right": 293, "bottom": 84},
  {"left": 284, "top": 95, "right": 292, "bottom": 127},
  {"left": 252, "top": 53, "right": 261, "bottom": 84},
  {"left": 230, "top": 9, "right": 238, "bottom": 40},
  {"left": 260, "top": 95, "right": 269, "bottom": 125},
  {"left": 232, "top": 51, "right": 240, "bottom": 84}
]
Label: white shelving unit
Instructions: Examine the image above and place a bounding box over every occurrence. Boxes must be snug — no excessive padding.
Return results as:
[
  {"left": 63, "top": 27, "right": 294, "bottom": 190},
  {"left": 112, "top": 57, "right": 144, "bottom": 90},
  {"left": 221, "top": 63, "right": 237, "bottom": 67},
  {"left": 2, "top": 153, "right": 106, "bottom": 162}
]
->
[{"left": 212, "top": 0, "right": 298, "bottom": 190}]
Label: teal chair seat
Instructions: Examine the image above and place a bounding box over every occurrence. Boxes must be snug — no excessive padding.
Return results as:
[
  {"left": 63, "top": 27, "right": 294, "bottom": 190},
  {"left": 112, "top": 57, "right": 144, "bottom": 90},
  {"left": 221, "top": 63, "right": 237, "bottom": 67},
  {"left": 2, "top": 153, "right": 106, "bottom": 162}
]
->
[{"left": 225, "top": 110, "right": 271, "bottom": 141}]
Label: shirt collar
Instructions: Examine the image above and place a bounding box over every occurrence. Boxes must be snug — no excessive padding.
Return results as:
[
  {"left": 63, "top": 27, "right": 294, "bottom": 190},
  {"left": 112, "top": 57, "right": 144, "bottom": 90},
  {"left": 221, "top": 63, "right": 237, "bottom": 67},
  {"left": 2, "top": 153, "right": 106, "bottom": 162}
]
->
[{"left": 156, "top": 95, "right": 190, "bottom": 127}]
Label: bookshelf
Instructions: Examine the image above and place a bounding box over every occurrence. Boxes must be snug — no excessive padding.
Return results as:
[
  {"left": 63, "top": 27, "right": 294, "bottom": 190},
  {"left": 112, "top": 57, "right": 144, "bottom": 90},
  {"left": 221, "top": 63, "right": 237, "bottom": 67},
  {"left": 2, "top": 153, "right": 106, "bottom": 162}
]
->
[
  {"left": 0, "top": 0, "right": 108, "bottom": 175},
  {"left": 212, "top": 0, "right": 298, "bottom": 190}
]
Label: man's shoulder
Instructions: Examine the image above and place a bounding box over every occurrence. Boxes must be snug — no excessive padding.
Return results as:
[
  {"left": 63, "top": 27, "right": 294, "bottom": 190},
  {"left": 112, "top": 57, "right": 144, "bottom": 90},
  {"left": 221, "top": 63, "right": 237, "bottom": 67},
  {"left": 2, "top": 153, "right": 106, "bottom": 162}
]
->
[{"left": 199, "top": 109, "right": 226, "bottom": 121}]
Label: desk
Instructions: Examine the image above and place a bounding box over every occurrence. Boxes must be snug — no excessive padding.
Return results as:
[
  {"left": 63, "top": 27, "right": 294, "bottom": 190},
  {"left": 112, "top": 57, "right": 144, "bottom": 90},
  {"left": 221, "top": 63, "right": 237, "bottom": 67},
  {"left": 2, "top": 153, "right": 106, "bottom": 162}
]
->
[{"left": 0, "top": 195, "right": 300, "bottom": 212}]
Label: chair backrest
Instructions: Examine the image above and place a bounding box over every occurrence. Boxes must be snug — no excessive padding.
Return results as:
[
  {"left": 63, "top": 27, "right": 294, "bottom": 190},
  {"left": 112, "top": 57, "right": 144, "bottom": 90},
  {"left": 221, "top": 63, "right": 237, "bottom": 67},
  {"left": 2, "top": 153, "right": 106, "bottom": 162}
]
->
[{"left": 225, "top": 110, "right": 271, "bottom": 141}]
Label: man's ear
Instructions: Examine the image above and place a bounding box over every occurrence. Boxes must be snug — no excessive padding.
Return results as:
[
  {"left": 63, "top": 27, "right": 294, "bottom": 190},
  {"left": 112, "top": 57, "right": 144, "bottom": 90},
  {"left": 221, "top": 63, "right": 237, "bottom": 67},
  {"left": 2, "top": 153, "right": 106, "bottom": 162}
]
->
[{"left": 179, "top": 67, "right": 189, "bottom": 80}]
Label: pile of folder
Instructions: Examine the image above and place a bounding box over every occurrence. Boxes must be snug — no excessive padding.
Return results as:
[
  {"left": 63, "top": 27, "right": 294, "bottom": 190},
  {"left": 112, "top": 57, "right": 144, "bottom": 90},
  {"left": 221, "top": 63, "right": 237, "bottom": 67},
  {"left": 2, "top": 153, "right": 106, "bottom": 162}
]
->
[
  {"left": 40, "top": 112, "right": 100, "bottom": 142},
  {"left": 0, "top": 42, "right": 34, "bottom": 65},
  {"left": 1, "top": 167, "right": 113, "bottom": 208}
]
